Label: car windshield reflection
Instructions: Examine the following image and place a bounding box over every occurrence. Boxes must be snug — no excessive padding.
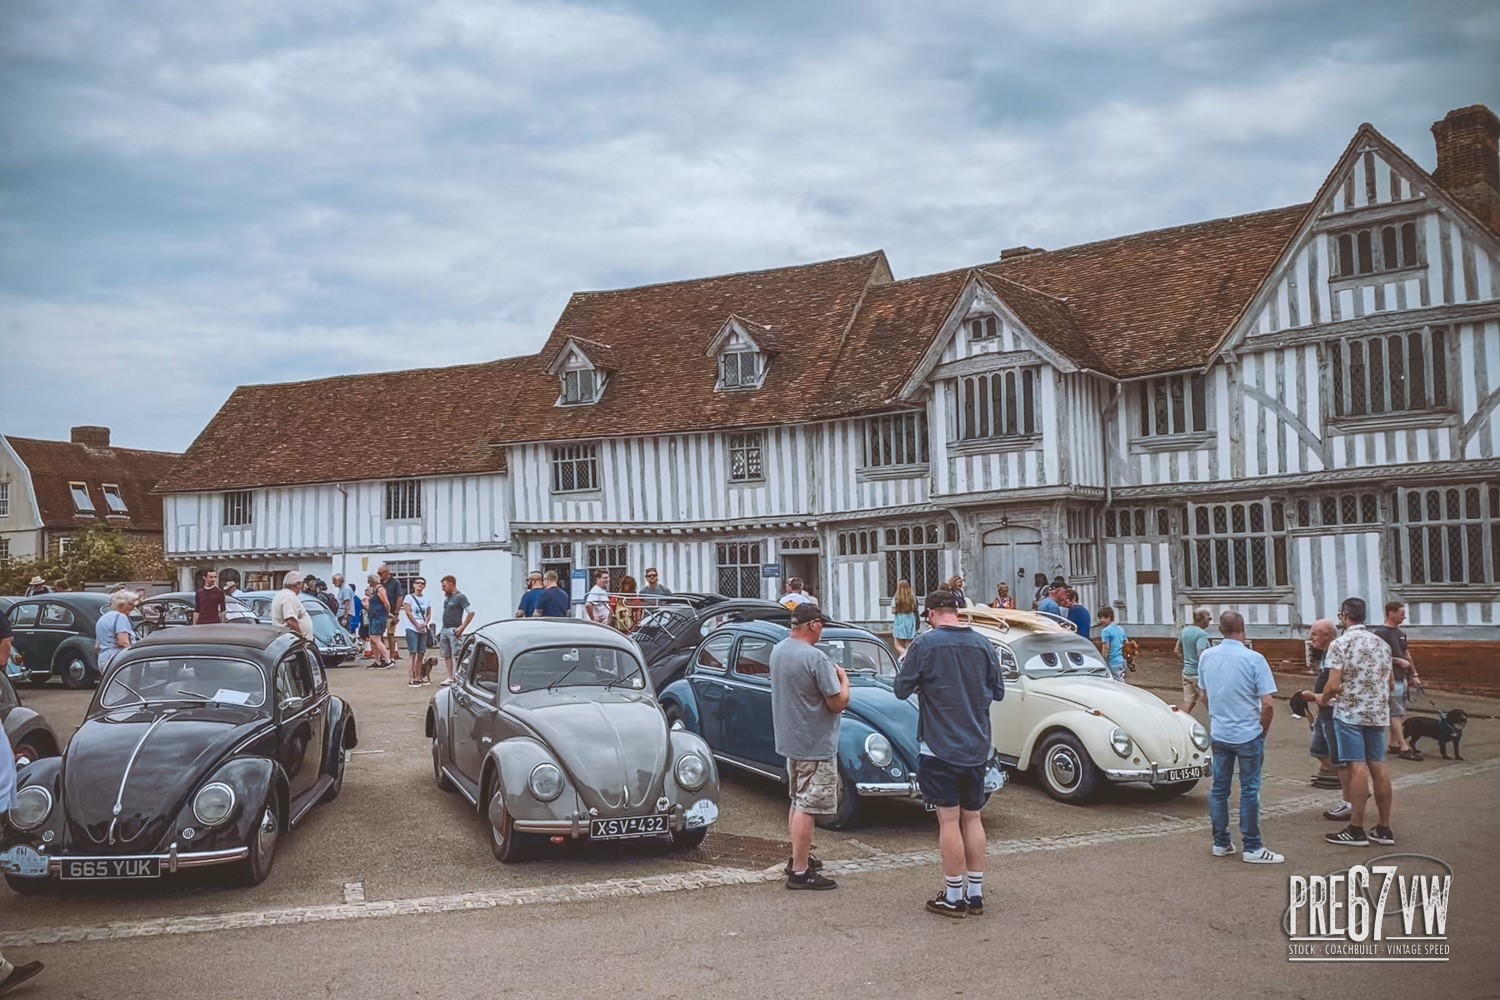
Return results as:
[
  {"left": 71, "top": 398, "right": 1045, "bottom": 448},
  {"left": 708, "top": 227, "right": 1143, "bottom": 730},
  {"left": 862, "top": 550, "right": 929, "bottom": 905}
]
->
[
  {"left": 816, "top": 638, "right": 898, "bottom": 677},
  {"left": 101, "top": 657, "right": 268, "bottom": 708},
  {"left": 507, "top": 646, "right": 645, "bottom": 693}
]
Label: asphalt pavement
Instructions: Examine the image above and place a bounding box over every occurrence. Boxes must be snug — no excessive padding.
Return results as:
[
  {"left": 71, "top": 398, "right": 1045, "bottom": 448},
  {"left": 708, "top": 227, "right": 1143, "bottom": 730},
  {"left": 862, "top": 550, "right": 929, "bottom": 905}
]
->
[{"left": 3, "top": 660, "right": 1496, "bottom": 998}]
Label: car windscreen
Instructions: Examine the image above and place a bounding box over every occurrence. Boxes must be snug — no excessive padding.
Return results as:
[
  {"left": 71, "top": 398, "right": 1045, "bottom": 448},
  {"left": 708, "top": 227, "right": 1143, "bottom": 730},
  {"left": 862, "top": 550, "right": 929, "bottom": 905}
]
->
[
  {"left": 224, "top": 597, "right": 258, "bottom": 622},
  {"left": 101, "top": 656, "right": 268, "bottom": 708},
  {"left": 506, "top": 646, "right": 645, "bottom": 694},
  {"left": 630, "top": 608, "right": 693, "bottom": 656},
  {"left": 303, "top": 604, "right": 342, "bottom": 642},
  {"left": 816, "top": 638, "right": 898, "bottom": 677},
  {"left": 1006, "top": 633, "right": 1111, "bottom": 677}
]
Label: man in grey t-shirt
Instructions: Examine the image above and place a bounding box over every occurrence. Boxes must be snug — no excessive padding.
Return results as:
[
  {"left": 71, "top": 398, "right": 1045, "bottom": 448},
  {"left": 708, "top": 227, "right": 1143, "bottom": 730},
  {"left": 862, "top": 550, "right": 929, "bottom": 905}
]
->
[{"left": 770, "top": 603, "right": 849, "bottom": 890}]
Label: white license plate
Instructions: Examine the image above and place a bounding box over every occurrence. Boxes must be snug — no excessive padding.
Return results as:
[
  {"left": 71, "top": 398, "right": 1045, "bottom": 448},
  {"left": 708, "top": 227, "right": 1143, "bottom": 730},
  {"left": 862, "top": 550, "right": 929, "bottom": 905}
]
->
[
  {"left": 60, "top": 857, "right": 162, "bottom": 880},
  {"left": 590, "top": 815, "right": 669, "bottom": 840},
  {"left": 1159, "top": 765, "right": 1205, "bottom": 783}
]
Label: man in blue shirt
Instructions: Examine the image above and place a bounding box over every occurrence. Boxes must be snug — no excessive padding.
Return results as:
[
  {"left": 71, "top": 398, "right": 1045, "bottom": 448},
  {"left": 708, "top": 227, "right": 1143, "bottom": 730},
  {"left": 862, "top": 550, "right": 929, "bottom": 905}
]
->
[
  {"left": 1199, "top": 610, "right": 1283, "bottom": 864},
  {"left": 536, "top": 571, "right": 572, "bottom": 617},
  {"left": 894, "top": 589, "right": 1004, "bottom": 918},
  {"left": 1036, "top": 581, "right": 1064, "bottom": 617},
  {"left": 515, "top": 571, "right": 545, "bottom": 617},
  {"left": 1060, "top": 589, "right": 1091, "bottom": 639}
]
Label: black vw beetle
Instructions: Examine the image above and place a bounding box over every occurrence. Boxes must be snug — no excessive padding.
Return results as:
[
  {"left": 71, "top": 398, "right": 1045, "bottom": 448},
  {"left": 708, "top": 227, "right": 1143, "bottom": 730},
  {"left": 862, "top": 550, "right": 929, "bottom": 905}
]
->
[{"left": 1, "top": 624, "right": 357, "bottom": 893}]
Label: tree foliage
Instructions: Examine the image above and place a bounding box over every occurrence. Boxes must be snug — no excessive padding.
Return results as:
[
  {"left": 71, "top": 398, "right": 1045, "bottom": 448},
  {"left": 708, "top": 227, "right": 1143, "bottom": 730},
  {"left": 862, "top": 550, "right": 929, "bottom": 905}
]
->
[{"left": 0, "top": 524, "right": 135, "bottom": 593}]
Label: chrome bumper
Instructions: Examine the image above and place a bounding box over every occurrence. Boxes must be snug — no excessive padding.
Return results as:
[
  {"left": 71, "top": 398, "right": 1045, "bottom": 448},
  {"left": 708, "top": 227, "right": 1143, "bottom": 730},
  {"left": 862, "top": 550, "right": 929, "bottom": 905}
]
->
[
  {"left": 854, "top": 779, "right": 922, "bottom": 798},
  {"left": 1102, "top": 764, "right": 1207, "bottom": 784},
  {"left": 39, "top": 845, "right": 250, "bottom": 875}
]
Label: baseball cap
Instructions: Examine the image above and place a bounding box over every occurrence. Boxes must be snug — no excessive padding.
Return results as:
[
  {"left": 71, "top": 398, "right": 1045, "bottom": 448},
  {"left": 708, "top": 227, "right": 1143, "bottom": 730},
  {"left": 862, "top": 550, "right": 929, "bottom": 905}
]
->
[
  {"left": 789, "top": 603, "right": 832, "bottom": 626},
  {"left": 923, "top": 588, "right": 960, "bottom": 610}
]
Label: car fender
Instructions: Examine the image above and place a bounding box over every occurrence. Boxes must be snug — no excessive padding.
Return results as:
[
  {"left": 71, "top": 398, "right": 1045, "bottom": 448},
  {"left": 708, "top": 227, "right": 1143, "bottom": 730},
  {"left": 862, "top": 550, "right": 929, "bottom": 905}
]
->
[
  {"left": 426, "top": 688, "right": 453, "bottom": 744},
  {"left": 1018, "top": 708, "right": 1118, "bottom": 770},
  {"left": 322, "top": 697, "right": 358, "bottom": 776},
  {"left": 483, "top": 737, "right": 573, "bottom": 825},
  {"left": 171, "top": 756, "right": 285, "bottom": 851},
  {"left": 1, "top": 757, "right": 64, "bottom": 848},
  {"left": 657, "top": 679, "right": 701, "bottom": 735},
  {"left": 52, "top": 637, "right": 97, "bottom": 676},
  {"left": 664, "top": 728, "right": 719, "bottom": 805},
  {"left": 6, "top": 708, "right": 59, "bottom": 757},
  {"left": 834, "top": 716, "right": 897, "bottom": 787}
]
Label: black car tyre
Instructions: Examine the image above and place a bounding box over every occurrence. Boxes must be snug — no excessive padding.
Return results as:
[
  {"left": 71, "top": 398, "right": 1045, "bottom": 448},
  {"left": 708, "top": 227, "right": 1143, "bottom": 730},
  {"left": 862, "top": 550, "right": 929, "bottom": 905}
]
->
[
  {"left": 323, "top": 748, "right": 348, "bottom": 803},
  {"left": 814, "top": 773, "right": 860, "bottom": 830},
  {"left": 233, "top": 796, "right": 281, "bottom": 887},
  {"left": 488, "top": 794, "right": 524, "bottom": 863},
  {"left": 4, "top": 873, "right": 50, "bottom": 896},
  {"left": 432, "top": 737, "right": 455, "bottom": 792},
  {"left": 1035, "top": 732, "right": 1099, "bottom": 804},
  {"left": 670, "top": 826, "right": 708, "bottom": 851},
  {"left": 58, "top": 653, "right": 92, "bottom": 690},
  {"left": 661, "top": 702, "right": 685, "bottom": 729}
]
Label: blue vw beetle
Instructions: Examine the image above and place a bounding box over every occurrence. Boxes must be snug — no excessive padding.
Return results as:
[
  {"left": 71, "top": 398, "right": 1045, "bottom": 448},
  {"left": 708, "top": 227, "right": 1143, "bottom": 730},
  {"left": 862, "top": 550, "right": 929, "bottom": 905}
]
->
[{"left": 658, "top": 619, "right": 921, "bottom": 828}]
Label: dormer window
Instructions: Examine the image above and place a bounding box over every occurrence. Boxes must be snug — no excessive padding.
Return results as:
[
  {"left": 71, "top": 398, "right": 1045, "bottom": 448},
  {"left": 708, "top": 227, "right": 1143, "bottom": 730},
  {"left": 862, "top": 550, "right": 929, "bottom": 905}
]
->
[
  {"left": 102, "top": 483, "right": 128, "bottom": 514},
  {"left": 967, "top": 315, "right": 999, "bottom": 340},
  {"left": 719, "top": 351, "right": 765, "bottom": 390},
  {"left": 560, "top": 368, "right": 603, "bottom": 406}
]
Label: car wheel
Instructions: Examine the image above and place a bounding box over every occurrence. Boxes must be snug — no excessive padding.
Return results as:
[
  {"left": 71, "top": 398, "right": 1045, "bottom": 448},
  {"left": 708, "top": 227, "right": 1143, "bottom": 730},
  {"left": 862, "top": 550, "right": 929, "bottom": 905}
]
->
[
  {"left": 13, "top": 738, "right": 47, "bottom": 767},
  {"left": 432, "top": 737, "right": 455, "bottom": 792},
  {"left": 670, "top": 826, "right": 708, "bottom": 851},
  {"left": 1035, "top": 732, "right": 1099, "bottom": 803},
  {"left": 814, "top": 773, "right": 860, "bottom": 830},
  {"left": 4, "top": 873, "right": 50, "bottom": 896},
  {"left": 233, "top": 796, "right": 281, "bottom": 886},
  {"left": 1154, "top": 779, "right": 1199, "bottom": 797},
  {"left": 322, "top": 747, "right": 348, "bottom": 803},
  {"left": 58, "top": 654, "right": 92, "bottom": 690},
  {"left": 487, "top": 788, "right": 524, "bottom": 863},
  {"left": 661, "top": 702, "right": 685, "bottom": 729}
]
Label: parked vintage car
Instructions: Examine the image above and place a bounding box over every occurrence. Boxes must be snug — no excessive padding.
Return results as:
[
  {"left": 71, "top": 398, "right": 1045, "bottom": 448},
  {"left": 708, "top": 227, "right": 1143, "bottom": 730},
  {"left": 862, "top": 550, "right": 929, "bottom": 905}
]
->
[
  {"left": 2, "top": 672, "right": 60, "bottom": 766},
  {"left": 235, "top": 591, "right": 359, "bottom": 668},
  {"left": 134, "top": 592, "right": 259, "bottom": 634},
  {"left": 426, "top": 618, "right": 719, "bottom": 862},
  {"left": 632, "top": 597, "right": 795, "bottom": 691},
  {"left": 1, "top": 624, "right": 358, "bottom": 892},
  {"left": 2, "top": 592, "right": 108, "bottom": 688},
  {"left": 659, "top": 619, "right": 921, "bottom": 829},
  {"left": 959, "top": 606, "right": 1210, "bottom": 803}
]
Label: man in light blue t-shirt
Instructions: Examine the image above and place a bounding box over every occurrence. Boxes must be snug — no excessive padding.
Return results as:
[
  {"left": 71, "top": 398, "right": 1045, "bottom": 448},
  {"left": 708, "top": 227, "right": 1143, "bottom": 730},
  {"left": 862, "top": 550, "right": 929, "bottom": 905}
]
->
[
  {"left": 1177, "top": 608, "right": 1213, "bottom": 716},
  {"left": 1198, "top": 610, "right": 1283, "bottom": 865}
]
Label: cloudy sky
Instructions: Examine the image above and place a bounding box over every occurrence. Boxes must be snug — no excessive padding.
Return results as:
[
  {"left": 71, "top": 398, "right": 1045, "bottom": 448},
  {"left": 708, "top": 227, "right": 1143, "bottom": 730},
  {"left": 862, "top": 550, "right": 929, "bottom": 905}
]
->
[{"left": 2, "top": 0, "right": 1497, "bottom": 452}]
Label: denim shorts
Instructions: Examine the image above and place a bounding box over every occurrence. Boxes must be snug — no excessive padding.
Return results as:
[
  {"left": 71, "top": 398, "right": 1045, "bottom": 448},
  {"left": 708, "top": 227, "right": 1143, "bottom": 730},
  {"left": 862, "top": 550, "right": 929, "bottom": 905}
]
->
[
  {"left": 405, "top": 629, "right": 429, "bottom": 655},
  {"left": 1333, "top": 718, "right": 1387, "bottom": 763},
  {"left": 1308, "top": 712, "right": 1342, "bottom": 765}
]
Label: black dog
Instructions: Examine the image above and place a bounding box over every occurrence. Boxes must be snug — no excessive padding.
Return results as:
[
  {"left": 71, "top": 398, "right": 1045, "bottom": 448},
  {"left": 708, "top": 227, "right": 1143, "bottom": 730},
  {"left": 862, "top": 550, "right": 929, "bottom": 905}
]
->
[{"left": 1403, "top": 709, "right": 1468, "bottom": 760}]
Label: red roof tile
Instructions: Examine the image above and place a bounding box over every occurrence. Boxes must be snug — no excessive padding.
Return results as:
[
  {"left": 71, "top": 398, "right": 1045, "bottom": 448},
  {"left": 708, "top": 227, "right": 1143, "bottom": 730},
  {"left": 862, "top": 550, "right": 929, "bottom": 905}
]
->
[
  {"left": 156, "top": 358, "right": 532, "bottom": 493},
  {"left": 5, "top": 436, "right": 179, "bottom": 532}
]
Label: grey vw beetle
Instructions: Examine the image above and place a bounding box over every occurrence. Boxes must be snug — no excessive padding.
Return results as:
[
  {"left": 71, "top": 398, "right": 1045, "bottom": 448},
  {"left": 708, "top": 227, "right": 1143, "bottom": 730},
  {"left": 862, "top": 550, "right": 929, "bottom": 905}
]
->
[{"left": 425, "top": 619, "right": 720, "bottom": 862}]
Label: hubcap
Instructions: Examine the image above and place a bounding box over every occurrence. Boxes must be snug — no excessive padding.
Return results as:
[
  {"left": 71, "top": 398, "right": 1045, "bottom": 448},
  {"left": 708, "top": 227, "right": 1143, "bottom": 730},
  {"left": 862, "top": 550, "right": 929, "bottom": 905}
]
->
[
  {"left": 66, "top": 658, "right": 87, "bottom": 682},
  {"left": 1046, "top": 747, "right": 1081, "bottom": 791},
  {"left": 256, "top": 807, "right": 278, "bottom": 863}
]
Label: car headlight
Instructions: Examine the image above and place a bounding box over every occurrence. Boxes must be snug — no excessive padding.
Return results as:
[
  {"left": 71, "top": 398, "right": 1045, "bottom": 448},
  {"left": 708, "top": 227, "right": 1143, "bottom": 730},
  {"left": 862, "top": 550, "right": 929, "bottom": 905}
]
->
[
  {"left": 192, "top": 782, "right": 237, "bottom": 827},
  {"left": 528, "top": 762, "right": 564, "bottom": 802},
  {"left": 9, "top": 786, "right": 53, "bottom": 831},
  {"left": 1109, "top": 727, "right": 1133, "bottom": 759},
  {"left": 864, "top": 732, "right": 894, "bottom": 768},
  {"left": 675, "top": 752, "right": 707, "bottom": 791},
  {"left": 1190, "top": 721, "right": 1210, "bottom": 751}
]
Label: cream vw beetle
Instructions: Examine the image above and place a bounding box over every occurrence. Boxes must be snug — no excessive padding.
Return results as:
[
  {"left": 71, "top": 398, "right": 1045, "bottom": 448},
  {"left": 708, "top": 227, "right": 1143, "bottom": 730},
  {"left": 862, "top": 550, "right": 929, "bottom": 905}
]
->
[
  {"left": 426, "top": 619, "right": 720, "bottom": 862},
  {"left": 958, "top": 608, "right": 1210, "bottom": 803}
]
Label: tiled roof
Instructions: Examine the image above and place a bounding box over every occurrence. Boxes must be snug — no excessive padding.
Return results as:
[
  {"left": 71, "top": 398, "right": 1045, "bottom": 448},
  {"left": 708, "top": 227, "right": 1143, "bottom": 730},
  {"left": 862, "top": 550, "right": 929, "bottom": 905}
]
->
[
  {"left": 809, "top": 268, "right": 971, "bottom": 418},
  {"left": 5, "top": 436, "right": 179, "bottom": 531},
  {"left": 974, "top": 269, "right": 1103, "bottom": 371},
  {"left": 985, "top": 204, "right": 1309, "bottom": 378},
  {"left": 490, "top": 252, "right": 890, "bottom": 443},
  {"left": 155, "top": 358, "right": 532, "bottom": 493}
]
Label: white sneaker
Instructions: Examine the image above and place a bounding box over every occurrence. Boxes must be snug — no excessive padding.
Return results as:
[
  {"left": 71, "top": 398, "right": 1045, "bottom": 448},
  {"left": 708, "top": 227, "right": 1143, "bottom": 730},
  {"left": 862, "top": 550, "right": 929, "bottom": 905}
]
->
[
  {"left": 1212, "top": 843, "right": 1237, "bottom": 857},
  {"left": 1243, "top": 847, "right": 1285, "bottom": 864}
]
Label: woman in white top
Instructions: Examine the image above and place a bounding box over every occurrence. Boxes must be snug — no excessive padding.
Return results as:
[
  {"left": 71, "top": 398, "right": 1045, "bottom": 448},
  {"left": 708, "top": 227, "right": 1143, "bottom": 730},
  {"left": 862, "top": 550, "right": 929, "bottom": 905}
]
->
[
  {"left": 402, "top": 578, "right": 433, "bottom": 688},
  {"left": 95, "top": 590, "right": 140, "bottom": 674}
]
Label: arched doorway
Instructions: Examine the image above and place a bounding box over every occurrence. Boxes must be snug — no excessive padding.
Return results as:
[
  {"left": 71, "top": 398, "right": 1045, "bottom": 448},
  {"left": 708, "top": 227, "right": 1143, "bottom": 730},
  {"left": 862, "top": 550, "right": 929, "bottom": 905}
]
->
[{"left": 981, "top": 526, "right": 1042, "bottom": 605}]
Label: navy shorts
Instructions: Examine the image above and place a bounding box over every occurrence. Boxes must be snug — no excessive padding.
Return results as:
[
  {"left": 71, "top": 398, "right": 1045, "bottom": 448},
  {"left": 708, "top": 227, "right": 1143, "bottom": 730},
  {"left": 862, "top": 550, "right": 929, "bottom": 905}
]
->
[{"left": 917, "top": 756, "right": 989, "bottom": 811}]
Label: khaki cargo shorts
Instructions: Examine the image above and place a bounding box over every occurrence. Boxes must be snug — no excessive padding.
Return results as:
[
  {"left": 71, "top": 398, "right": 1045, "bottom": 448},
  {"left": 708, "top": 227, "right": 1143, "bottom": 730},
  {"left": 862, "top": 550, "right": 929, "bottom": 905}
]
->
[
  {"left": 786, "top": 758, "right": 839, "bottom": 816},
  {"left": 1182, "top": 676, "right": 1202, "bottom": 705}
]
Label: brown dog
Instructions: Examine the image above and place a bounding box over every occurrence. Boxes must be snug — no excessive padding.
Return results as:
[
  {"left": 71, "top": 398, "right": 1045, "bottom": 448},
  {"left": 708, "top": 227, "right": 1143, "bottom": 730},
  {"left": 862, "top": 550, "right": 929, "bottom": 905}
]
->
[
  {"left": 421, "top": 656, "right": 437, "bottom": 684},
  {"left": 1403, "top": 709, "right": 1467, "bottom": 760}
]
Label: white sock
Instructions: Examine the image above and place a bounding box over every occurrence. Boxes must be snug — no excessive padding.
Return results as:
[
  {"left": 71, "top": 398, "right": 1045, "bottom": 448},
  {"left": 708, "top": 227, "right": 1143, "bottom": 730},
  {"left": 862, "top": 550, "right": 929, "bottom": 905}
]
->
[
  {"left": 944, "top": 875, "right": 964, "bottom": 903},
  {"left": 966, "top": 871, "right": 983, "bottom": 899}
]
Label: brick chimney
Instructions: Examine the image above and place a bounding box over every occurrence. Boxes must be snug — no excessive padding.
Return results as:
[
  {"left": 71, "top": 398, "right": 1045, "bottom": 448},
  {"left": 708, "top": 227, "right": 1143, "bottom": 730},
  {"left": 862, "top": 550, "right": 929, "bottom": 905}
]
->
[
  {"left": 1432, "top": 105, "right": 1500, "bottom": 233},
  {"left": 70, "top": 425, "right": 111, "bottom": 448},
  {"left": 1000, "top": 245, "right": 1045, "bottom": 261}
]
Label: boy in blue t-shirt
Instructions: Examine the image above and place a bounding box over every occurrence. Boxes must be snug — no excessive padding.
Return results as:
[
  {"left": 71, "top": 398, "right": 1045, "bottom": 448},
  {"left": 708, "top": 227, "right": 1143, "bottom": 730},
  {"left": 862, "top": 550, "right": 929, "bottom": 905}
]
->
[{"left": 1097, "top": 607, "right": 1128, "bottom": 681}]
